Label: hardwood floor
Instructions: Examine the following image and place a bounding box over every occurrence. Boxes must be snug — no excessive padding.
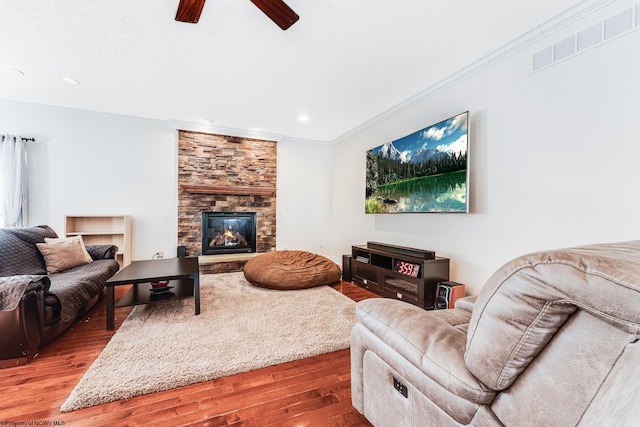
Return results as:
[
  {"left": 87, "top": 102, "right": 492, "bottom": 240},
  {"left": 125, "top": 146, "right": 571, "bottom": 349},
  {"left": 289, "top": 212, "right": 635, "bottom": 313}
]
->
[{"left": 0, "top": 280, "right": 380, "bottom": 426}]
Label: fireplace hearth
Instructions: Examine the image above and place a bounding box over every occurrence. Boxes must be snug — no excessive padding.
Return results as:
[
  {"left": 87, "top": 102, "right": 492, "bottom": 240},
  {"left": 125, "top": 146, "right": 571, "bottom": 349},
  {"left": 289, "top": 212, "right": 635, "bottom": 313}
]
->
[{"left": 202, "top": 212, "right": 257, "bottom": 255}]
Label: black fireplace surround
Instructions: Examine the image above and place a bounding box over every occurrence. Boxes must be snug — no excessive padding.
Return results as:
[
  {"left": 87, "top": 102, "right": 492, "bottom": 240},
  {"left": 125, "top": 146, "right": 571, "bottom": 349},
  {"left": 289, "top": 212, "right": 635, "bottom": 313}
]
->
[{"left": 202, "top": 212, "right": 257, "bottom": 255}]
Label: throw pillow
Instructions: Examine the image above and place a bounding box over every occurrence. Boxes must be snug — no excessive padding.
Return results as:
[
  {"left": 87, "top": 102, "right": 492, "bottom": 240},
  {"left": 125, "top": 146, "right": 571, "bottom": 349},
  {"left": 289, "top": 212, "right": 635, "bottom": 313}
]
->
[
  {"left": 44, "top": 235, "right": 93, "bottom": 263},
  {"left": 36, "top": 235, "right": 93, "bottom": 274}
]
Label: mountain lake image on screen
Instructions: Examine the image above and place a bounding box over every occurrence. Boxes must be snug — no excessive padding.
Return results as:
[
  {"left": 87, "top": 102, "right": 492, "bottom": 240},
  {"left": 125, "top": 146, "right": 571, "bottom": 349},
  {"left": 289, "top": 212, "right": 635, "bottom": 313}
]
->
[{"left": 365, "top": 111, "right": 469, "bottom": 214}]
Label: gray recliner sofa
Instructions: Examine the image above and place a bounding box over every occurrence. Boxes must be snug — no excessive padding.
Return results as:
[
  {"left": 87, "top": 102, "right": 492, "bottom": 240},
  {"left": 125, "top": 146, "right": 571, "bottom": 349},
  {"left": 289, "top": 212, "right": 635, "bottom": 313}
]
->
[{"left": 351, "top": 240, "right": 640, "bottom": 426}]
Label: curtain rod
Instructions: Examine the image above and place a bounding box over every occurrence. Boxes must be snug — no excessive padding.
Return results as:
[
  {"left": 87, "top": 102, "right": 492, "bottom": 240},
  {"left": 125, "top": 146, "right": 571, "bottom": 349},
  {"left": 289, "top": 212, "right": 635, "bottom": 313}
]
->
[{"left": 1, "top": 135, "right": 35, "bottom": 142}]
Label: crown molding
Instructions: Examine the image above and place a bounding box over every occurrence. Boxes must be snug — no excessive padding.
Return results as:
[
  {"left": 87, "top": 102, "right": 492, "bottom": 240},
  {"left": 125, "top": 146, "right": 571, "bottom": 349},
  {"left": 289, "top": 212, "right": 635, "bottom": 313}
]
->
[
  {"left": 278, "top": 135, "right": 333, "bottom": 145},
  {"left": 0, "top": 99, "right": 172, "bottom": 130},
  {"left": 169, "top": 119, "right": 285, "bottom": 142},
  {"left": 332, "top": 0, "right": 616, "bottom": 144}
]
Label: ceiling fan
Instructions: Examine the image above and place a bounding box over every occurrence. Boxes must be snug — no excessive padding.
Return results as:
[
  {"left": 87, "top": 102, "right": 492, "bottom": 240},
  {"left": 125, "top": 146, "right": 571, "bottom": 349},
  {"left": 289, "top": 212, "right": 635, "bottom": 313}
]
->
[{"left": 175, "top": 0, "right": 299, "bottom": 30}]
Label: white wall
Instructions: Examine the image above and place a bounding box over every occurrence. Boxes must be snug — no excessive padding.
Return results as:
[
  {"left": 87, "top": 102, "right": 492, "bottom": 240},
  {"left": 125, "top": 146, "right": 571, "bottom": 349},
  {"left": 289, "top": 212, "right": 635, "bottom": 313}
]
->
[
  {"left": 276, "top": 138, "right": 333, "bottom": 254},
  {"left": 0, "top": 102, "right": 178, "bottom": 260},
  {"left": 330, "top": 0, "right": 640, "bottom": 295},
  {"left": 0, "top": 102, "right": 334, "bottom": 261}
]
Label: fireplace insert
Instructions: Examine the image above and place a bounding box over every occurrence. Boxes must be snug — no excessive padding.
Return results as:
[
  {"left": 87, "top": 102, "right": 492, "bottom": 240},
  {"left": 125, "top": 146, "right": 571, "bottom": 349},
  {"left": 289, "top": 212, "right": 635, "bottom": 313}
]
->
[{"left": 202, "top": 212, "right": 257, "bottom": 255}]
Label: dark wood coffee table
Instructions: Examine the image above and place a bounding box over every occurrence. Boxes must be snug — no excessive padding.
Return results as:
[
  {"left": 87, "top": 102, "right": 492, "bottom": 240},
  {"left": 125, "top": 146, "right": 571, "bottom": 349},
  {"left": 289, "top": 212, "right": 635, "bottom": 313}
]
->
[{"left": 105, "top": 257, "right": 200, "bottom": 330}]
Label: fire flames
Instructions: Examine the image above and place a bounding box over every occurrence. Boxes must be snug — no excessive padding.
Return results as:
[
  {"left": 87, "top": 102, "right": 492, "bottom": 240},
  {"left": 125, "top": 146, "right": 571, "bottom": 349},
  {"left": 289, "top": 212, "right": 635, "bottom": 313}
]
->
[
  {"left": 209, "top": 226, "right": 248, "bottom": 247},
  {"left": 223, "top": 227, "right": 235, "bottom": 239}
]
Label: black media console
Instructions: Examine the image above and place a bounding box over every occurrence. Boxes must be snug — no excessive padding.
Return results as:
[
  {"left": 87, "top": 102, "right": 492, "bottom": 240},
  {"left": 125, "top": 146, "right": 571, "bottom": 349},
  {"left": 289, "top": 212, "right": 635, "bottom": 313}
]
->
[{"left": 350, "top": 242, "right": 449, "bottom": 310}]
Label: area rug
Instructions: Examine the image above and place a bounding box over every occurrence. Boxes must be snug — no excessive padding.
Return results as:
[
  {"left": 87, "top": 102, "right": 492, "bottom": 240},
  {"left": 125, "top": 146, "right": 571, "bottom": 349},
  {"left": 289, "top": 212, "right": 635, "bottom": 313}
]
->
[{"left": 61, "top": 272, "right": 356, "bottom": 412}]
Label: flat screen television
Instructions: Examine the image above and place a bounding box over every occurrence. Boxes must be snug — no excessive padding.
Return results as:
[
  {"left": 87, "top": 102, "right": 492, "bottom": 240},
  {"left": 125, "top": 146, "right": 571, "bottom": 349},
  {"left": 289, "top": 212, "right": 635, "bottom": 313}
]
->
[{"left": 365, "top": 111, "right": 469, "bottom": 214}]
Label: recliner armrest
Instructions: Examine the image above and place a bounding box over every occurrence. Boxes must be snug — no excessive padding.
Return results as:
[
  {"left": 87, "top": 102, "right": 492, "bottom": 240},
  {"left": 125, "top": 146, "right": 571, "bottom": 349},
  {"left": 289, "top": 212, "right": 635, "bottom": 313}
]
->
[
  {"left": 454, "top": 295, "right": 477, "bottom": 312},
  {"left": 355, "top": 298, "right": 494, "bottom": 404}
]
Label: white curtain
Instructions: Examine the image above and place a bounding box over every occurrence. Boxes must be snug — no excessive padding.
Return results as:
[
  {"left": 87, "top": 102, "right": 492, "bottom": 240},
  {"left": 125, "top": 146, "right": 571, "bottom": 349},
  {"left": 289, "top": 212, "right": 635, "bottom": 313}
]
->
[{"left": 0, "top": 134, "right": 28, "bottom": 228}]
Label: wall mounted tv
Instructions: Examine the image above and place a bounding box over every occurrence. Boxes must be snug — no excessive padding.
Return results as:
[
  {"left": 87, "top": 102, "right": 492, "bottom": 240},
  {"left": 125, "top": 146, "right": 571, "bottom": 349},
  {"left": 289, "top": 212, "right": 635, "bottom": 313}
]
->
[{"left": 365, "top": 111, "right": 469, "bottom": 214}]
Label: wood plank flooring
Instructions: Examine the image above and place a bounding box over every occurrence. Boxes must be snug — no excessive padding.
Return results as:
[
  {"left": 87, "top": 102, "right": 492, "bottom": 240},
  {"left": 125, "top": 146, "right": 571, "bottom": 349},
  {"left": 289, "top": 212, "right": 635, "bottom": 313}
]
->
[{"left": 0, "top": 280, "right": 380, "bottom": 426}]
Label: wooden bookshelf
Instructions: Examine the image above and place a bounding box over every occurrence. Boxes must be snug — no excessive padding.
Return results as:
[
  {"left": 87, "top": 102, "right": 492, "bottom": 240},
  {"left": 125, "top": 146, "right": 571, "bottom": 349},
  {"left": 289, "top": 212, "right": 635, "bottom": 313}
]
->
[{"left": 65, "top": 215, "right": 132, "bottom": 268}]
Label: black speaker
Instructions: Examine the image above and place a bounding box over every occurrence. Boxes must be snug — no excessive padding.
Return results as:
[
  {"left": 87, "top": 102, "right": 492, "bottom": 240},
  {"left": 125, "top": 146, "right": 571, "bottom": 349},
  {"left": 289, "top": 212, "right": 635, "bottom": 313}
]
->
[
  {"left": 177, "top": 246, "right": 186, "bottom": 257},
  {"left": 435, "top": 281, "right": 465, "bottom": 310},
  {"left": 342, "top": 254, "right": 353, "bottom": 282}
]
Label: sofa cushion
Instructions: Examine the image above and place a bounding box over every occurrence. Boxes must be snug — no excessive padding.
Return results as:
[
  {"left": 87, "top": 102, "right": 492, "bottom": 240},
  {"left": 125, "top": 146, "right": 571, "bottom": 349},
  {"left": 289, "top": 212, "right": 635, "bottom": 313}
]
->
[
  {"left": 243, "top": 250, "right": 341, "bottom": 290},
  {"left": 0, "top": 225, "right": 57, "bottom": 276},
  {"left": 466, "top": 240, "right": 640, "bottom": 391},
  {"left": 37, "top": 235, "right": 93, "bottom": 274},
  {"left": 48, "top": 259, "right": 119, "bottom": 322}
]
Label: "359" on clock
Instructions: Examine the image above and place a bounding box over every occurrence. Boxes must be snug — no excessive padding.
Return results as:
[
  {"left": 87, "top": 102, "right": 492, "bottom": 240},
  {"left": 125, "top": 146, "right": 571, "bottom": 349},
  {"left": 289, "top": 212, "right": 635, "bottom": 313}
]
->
[{"left": 394, "top": 260, "right": 420, "bottom": 278}]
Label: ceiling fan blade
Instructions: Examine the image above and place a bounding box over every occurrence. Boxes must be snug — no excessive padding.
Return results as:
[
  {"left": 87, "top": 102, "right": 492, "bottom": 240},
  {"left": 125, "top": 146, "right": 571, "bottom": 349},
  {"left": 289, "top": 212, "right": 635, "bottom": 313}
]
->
[
  {"left": 250, "top": 0, "right": 299, "bottom": 30},
  {"left": 175, "top": 0, "right": 206, "bottom": 23}
]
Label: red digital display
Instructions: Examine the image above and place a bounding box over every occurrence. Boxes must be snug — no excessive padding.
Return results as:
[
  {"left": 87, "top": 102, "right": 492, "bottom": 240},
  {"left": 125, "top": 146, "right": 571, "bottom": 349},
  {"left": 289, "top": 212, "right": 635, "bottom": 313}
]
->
[{"left": 394, "top": 260, "right": 420, "bottom": 278}]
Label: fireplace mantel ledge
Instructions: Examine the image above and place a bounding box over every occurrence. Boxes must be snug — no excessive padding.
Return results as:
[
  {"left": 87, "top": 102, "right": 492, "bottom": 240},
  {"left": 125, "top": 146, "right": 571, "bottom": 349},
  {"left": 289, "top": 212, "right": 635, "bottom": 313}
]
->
[
  {"left": 199, "top": 253, "right": 260, "bottom": 264},
  {"left": 181, "top": 184, "right": 276, "bottom": 196}
]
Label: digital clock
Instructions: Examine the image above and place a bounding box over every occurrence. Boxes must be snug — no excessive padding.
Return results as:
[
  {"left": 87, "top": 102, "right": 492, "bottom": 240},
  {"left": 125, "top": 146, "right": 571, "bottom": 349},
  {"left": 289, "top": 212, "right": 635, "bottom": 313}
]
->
[{"left": 394, "top": 260, "right": 420, "bottom": 278}]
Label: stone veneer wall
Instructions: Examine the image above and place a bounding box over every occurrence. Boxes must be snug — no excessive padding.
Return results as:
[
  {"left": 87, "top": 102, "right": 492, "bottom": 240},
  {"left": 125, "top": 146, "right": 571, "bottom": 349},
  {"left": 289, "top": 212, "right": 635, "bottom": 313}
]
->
[
  {"left": 177, "top": 130, "right": 277, "bottom": 258},
  {"left": 201, "top": 260, "right": 252, "bottom": 275}
]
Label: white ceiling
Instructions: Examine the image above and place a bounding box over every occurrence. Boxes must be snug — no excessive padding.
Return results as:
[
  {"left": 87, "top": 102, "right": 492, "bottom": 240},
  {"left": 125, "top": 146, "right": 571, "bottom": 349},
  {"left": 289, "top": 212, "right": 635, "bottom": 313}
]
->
[{"left": 1, "top": 0, "right": 582, "bottom": 141}]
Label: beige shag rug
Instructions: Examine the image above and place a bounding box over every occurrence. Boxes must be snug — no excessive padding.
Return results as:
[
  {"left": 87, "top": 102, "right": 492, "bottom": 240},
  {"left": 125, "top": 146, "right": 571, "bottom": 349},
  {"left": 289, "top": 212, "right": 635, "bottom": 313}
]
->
[{"left": 61, "top": 272, "right": 356, "bottom": 412}]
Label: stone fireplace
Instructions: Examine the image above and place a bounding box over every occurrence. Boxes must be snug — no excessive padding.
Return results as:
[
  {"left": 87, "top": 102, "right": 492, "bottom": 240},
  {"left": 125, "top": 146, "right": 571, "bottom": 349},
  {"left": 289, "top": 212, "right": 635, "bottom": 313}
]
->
[
  {"left": 202, "top": 212, "right": 257, "bottom": 255},
  {"left": 177, "top": 130, "right": 277, "bottom": 273}
]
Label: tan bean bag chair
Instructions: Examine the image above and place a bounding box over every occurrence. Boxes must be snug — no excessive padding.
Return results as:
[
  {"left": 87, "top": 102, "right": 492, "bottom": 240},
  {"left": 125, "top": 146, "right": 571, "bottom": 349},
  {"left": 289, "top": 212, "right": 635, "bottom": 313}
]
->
[{"left": 243, "top": 250, "right": 342, "bottom": 290}]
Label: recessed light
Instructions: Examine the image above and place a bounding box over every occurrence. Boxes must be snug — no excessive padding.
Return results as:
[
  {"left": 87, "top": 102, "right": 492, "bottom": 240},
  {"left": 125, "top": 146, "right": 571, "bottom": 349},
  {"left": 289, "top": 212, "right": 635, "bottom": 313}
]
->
[
  {"left": 61, "top": 77, "right": 79, "bottom": 85},
  {"left": 298, "top": 115, "right": 309, "bottom": 122}
]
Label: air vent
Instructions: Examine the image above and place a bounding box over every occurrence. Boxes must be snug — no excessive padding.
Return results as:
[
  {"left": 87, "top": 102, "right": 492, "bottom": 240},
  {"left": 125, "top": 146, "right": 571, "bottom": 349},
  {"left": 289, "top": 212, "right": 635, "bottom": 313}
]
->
[
  {"left": 554, "top": 35, "right": 576, "bottom": 61},
  {"left": 533, "top": 47, "right": 553, "bottom": 71},
  {"left": 533, "top": 4, "right": 639, "bottom": 72},
  {"left": 577, "top": 23, "right": 602, "bottom": 52},
  {"left": 604, "top": 9, "right": 633, "bottom": 39}
]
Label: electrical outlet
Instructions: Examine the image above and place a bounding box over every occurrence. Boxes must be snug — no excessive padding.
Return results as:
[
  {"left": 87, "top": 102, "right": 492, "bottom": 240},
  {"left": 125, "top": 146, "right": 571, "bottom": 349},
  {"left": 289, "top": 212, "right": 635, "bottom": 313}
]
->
[{"left": 154, "top": 251, "right": 164, "bottom": 259}]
